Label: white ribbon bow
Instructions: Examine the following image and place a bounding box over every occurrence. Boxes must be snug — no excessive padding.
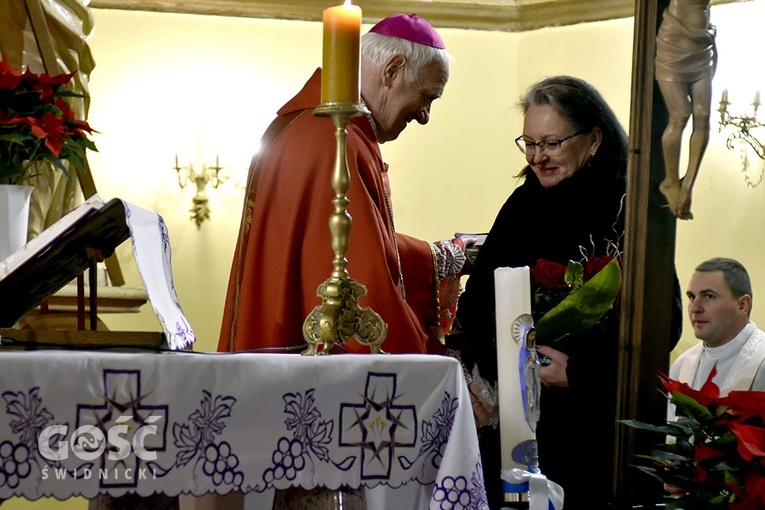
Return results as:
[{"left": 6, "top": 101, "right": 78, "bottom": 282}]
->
[{"left": 501, "top": 468, "right": 565, "bottom": 510}]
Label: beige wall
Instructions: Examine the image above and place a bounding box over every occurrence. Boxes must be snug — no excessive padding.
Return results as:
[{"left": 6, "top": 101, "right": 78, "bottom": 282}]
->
[
  {"left": 672, "top": 1, "right": 765, "bottom": 355},
  {"left": 4, "top": 2, "right": 763, "bottom": 508},
  {"left": 81, "top": 9, "right": 529, "bottom": 354},
  {"left": 83, "top": 9, "right": 638, "bottom": 357}
]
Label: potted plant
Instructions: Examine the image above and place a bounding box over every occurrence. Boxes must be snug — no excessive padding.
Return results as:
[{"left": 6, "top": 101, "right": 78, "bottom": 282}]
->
[
  {"left": 623, "top": 373, "right": 765, "bottom": 509},
  {"left": 0, "top": 58, "right": 97, "bottom": 260}
]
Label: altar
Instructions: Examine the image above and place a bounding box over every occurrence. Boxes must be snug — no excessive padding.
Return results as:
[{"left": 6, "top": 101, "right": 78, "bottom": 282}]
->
[{"left": 0, "top": 349, "right": 488, "bottom": 509}]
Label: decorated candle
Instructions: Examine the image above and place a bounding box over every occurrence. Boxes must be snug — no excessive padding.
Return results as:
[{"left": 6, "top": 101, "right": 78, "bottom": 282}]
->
[
  {"left": 494, "top": 266, "right": 537, "bottom": 490},
  {"left": 321, "top": 1, "right": 362, "bottom": 104}
]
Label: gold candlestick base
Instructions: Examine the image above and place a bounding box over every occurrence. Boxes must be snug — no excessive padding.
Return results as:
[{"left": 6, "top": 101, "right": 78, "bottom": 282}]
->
[{"left": 302, "top": 102, "right": 388, "bottom": 355}]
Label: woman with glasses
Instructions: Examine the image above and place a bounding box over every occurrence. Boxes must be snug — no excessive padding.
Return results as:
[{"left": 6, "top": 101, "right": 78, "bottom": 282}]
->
[{"left": 447, "top": 75, "right": 628, "bottom": 509}]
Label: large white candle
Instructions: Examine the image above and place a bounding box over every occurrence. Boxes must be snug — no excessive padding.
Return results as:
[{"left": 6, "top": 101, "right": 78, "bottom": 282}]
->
[{"left": 494, "top": 267, "right": 536, "bottom": 485}]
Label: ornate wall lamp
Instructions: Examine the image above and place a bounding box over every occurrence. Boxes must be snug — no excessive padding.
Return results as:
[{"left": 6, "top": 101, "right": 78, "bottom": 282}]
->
[
  {"left": 173, "top": 154, "right": 230, "bottom": 228},
  {"left": 718, "top": 89, "right": 764, "bottom": 188}
]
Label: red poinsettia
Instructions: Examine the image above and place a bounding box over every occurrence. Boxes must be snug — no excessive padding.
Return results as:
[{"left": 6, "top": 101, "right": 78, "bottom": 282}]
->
[
  {"left": 0, "top": 58, "right": 97, "bottom": 184},
  {"left": 660, "top": 368, "right": 720, "bottom": 406},
  {"left": 624, "top": 372, "right": 765, "bottom": 509}
]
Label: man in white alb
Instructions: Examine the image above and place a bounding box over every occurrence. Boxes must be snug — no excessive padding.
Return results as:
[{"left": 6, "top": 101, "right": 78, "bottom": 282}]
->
[
  {"left": 671, "top": 257, "right": 765, "bottom": 395},
  {"left": 664, "top": 257, "right": 765, "bottom": 498}
]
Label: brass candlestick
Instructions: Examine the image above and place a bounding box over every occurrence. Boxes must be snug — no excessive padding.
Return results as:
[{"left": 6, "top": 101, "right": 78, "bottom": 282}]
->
[{"left": 302, "top": 102, "right": 388, "bottom": 355}]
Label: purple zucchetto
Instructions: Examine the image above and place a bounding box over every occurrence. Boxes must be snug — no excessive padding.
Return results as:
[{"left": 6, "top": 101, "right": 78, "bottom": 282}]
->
[{"left": 368, "top": 14, "right": 446, "bottom": 50}]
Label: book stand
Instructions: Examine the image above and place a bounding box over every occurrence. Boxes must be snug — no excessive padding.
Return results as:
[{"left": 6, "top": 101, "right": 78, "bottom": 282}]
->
[{"left": 0, "top": 198, "right": 165, "bottom": 350}]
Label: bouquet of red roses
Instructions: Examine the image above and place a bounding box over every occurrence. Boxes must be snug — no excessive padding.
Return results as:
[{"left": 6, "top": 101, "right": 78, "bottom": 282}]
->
[
  {"left": 529, "top": 253, "right": 621, "bottom": 342},
  {"left": 624, "top": 373, "right": 765, "bottom": 510}
]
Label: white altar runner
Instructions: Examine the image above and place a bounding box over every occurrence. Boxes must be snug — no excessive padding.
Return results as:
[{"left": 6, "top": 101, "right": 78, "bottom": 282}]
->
[{"left": 0, "top": 350, "right": 488, "bottom": 509}]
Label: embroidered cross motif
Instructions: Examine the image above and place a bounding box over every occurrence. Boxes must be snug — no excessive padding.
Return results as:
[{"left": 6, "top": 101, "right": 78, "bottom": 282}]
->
[
  {"left": 76, "top": 370, "right": 168, "bottom": 488},
  {"left": 339, "top": 372, "right": 416, "bottom": 480}
]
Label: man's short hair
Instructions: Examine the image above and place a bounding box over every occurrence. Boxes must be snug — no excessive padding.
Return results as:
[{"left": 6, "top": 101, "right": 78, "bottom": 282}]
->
[{"left": 695, "top": 257, "right": 753, "bottom": 299}]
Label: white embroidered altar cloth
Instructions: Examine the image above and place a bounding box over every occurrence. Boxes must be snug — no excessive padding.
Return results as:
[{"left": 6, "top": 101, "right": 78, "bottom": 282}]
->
[{"left": 0, "top": 351, "right": 488, "bottom": 509}]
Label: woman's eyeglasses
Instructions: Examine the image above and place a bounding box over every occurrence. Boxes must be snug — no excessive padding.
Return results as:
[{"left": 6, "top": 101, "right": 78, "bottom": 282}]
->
[{"left": 514, "top": 131, "right": 586, "bottom": 156}]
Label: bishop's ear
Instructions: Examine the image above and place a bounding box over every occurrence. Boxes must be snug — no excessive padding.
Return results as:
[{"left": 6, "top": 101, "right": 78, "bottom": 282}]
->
[{"left": 383, "top": 55, "right": 407, "bottom": 87}]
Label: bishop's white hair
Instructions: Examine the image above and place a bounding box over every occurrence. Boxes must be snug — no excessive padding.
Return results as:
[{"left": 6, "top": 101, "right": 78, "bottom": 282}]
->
[{"left": 361, "top": 32, "right": 451, "bottom": 83}]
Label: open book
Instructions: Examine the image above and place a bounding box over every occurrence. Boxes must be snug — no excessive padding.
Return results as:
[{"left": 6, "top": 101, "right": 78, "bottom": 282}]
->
[
  {"left": 0, "top": 194, "right": 107, "bottom": 277},
  {"left": 0, "top": 195, "right": 130, "bottom": 327}
]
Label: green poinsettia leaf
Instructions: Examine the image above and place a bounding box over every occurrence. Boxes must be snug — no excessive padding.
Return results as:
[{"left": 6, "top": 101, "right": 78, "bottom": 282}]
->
[
  {"left": 665, "top": 498, "right": 685, "bottom": 510},
  {"left": 633, "top": 454, "right": 678, "bottom": 467},
  {"left": 0, "top": 131, "right": 33, "bottom": 143},
  {"left": 722, "top": 469, "right": 746, "bottom": 491},
  {"left": 55, "top": 88, "right": 85, "bottom": 99},
  {"left": 660, "top": 440, "right": 694, "bottom": 459},
  {"left": 647, "top": 449, "right": 693, "bottom": 463},
  {"left": 672, "top": 391, "right": 715, "bottom": 422},
  {"left": 82, "top": 137, "right": 99, "bottom": 152},
  {"left": 50, "top": 159, "right": 74, "bottom": 182},
  {"left": 632, "top": 464, "right": 674, "bottom": 484},
  {"left": 535, "top": 257, "right": 621, "bottom": 341},
  {"left": 714, "top": 431, "right": 739, "bottom": 449},
  {"left": 620, "top": 418, "right": 678, "bottom": 435},
  {"left": 636, "top": 460, "right": 696, "bottom": 487}
]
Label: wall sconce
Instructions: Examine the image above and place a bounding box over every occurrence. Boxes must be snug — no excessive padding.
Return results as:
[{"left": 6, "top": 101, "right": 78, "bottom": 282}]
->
[
  {"left": 718, "top": 89, "right": 764, "bottom": 188},
  {"left": 173, "top": 154, "right": 230, "bottom": 228}
]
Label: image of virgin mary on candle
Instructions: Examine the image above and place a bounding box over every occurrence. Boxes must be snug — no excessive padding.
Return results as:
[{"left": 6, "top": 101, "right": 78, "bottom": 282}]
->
[{"left": 513, "top": 314, "right": 541, "bottom": 432}]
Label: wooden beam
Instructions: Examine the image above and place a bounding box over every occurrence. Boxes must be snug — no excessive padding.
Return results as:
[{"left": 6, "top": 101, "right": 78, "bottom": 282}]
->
[
  {"left": 22, "top": 0, "right": 60, "bottom": 74},
  {"left": 614, "top": 0, "right": 679, "bottom": 505},
  {"left": 88, "top": 0, "right": 636, "bottom": 32},
  {"left": 88, "top": 0, "right": 741, "bottom": 32}
]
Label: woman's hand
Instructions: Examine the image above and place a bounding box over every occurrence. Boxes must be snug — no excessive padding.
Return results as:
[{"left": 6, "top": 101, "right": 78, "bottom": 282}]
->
[
  {"left": 458, "top": 236, "right": 479, "bottom": 248},
  {"left": 663, "top": 483, "right": 685, "bottom": 498},
  {"left": 468, "top": 380, "right": 495, "bottom": 429},
  {"left": 538, "top": 345, "right": 569, "bottom": 387}
]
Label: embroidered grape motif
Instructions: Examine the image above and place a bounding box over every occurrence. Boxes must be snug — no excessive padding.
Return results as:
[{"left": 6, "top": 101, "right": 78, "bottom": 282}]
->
[
  {"left": 263, "top": 437, "right": 306, "bottom": 483},
  {"left": 202, "top": 441, "right": 243, "bottom": 487},
  {"left": 0, "top": 441, "right": 32, "bottom": 489}
]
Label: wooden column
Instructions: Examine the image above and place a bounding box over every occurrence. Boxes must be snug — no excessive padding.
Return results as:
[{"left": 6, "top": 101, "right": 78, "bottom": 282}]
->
[{"left": 614, "top": 0, "right": 678, "bottom": 507}]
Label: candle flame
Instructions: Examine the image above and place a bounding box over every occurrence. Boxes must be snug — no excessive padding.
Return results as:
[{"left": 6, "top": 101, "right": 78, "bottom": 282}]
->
[{"left": 344, "top": 0, "right": 353, "bottom": 6}]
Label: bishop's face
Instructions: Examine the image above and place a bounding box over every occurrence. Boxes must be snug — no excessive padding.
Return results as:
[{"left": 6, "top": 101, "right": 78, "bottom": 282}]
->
[{"left": 368, "top": 57, "right": 448, "bottom": 143}]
